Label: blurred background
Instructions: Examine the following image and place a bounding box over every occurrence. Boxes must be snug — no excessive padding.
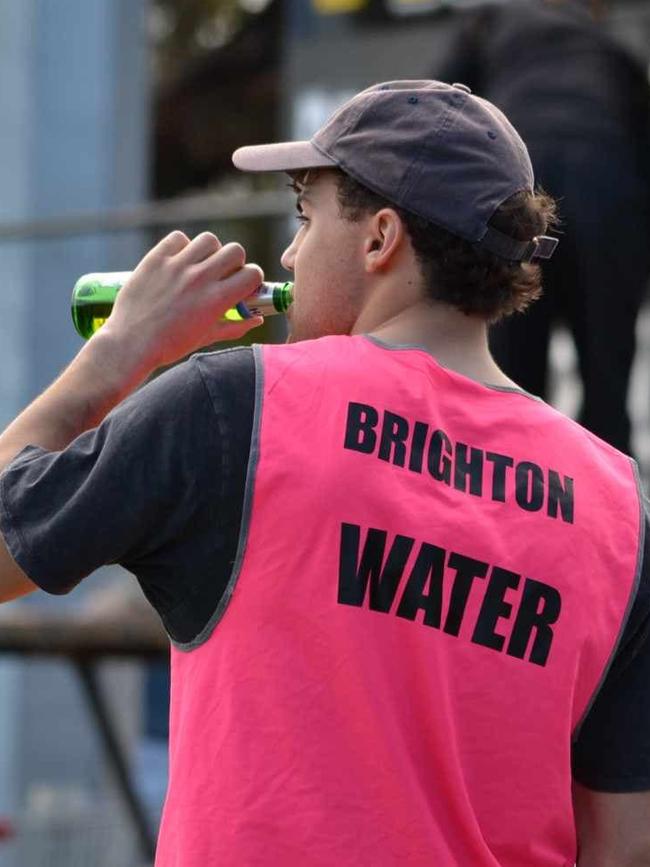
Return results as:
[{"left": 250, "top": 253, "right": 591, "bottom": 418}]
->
[{"left": 0, "top": 0, "right": 649, "bottom": 864}]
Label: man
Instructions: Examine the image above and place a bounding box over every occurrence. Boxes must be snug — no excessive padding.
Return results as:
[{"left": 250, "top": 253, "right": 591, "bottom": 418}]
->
[{"left": 0, "top": 81, "right": 648, "bottom": 865}]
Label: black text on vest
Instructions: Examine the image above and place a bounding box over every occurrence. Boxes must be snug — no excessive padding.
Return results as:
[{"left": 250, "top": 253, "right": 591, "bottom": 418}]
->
[
  {"left": 338, "top": 522, "right": 562, "bottom": 667},
  {"left": 344, "top": 401, "right": 574, "bottom": 523}
]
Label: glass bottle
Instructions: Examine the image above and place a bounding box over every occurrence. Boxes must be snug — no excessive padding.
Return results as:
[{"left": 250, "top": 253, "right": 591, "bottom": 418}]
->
[{"left": 70, "top": 271, "right": 293, "bottom": 340}]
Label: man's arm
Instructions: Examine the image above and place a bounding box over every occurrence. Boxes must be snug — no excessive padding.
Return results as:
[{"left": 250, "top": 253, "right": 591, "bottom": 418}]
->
[
  {"left": 0, "top": 230, "right": 263, "bottom": 602},
  {"left": 571, "top": 511, "right": 650, "bottom": 863},
  {"left": 574, "top": 783, "right": 650, "bottom": 866}
]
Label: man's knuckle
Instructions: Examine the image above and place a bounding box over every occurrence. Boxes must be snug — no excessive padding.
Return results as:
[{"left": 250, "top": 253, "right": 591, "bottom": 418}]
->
[{"left": 224, "top": 242, "right": 246, "bottom": 264}]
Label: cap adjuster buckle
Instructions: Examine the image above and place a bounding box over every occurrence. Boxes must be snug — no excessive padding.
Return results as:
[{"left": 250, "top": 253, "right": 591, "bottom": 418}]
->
[
  {"left": 523, "top": 235, "right": 559, "bottom": 263},
  {"left": 479, "top": 226, "right": 559, "bottom": 262}
]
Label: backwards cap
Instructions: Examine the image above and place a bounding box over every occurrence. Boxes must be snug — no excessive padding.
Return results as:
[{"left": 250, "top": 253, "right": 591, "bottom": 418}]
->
[{"left": 233, "top": 80, "right": 557, "bottom": 263}]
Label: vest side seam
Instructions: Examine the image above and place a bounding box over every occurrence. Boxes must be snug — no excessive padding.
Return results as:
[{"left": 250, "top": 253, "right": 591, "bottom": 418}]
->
[
  {"left": 171, "top": 343, "right": 265, "bottom": 652},
  {"left": 571, "top": 456, "right": 646, "bottom": 741}
]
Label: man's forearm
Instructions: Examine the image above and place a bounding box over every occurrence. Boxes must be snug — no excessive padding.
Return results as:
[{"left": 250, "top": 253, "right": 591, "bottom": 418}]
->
[
  {"left": 0, "top": 329, "right": 149, "bottom": 603},
  {"left": 574, "top": 784, "right": 650, "bottom": 867},
  {"left": 0, "top": 329, "right": 149, "bottom": 472},
  {"left": 577, "top": 849, "right": 650, "bottom": 867}
]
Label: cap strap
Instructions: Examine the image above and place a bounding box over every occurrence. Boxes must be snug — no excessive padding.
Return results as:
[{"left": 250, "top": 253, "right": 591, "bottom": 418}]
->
[{"left": 479, "top": 226, "right": 558, "bottom": 262}]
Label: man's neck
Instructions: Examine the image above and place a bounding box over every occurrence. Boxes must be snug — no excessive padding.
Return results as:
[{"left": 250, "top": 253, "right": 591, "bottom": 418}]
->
[{"left": 356, "top": 299, "right": 520, "bottom": 390}]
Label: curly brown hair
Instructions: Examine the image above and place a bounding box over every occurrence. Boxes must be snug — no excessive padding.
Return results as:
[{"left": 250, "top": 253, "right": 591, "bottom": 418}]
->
[{"left": 332, "top": 170, "right": 558, "bottom": 323}]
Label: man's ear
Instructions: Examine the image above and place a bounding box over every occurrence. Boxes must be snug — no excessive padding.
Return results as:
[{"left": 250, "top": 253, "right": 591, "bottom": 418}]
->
[{"left": 364, "top": 209, "right": 405, "bottom": 272}]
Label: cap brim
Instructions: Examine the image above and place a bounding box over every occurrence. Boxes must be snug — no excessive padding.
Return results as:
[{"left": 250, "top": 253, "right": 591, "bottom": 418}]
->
[{"left": 232, "top": 140, "right": 337, "bottom": 173}]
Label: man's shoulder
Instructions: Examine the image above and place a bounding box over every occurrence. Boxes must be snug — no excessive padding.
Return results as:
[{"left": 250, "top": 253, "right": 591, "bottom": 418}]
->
[
  {"left": 193, "top": 337, "right": 352, "bottom": 397},
  {"left": 192, "top": 344, "right": 255, "bottom": 384},
  {"left": 255, "top": 335, "right": 358, "bottom": 377},
  {"left": 193, "top": 344, "right": 256, "bottom": 375}
]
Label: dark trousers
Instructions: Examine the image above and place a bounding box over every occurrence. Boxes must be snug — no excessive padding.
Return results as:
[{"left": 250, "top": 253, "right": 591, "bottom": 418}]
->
[{"left": 490, "top": 137, "right": 650, "bottom": 455}]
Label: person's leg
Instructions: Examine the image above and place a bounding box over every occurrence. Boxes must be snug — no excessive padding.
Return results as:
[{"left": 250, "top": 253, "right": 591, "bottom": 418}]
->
[{"left": 559, "top": 145, "right": 650, "bottom": 454}]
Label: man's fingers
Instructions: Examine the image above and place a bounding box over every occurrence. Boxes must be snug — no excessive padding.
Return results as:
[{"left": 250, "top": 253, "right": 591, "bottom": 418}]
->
[
  {"left": 135, "top": 231, "right": 191, "bottom": 273},
  {"left": 133, "top": 232, "right": 261, "bottom": 320},
  {"left": 214, "top": 263, "right": 265, "bottom": 309},
  {"left": 181, "top": 239, "right": 248, "bottom": 285},
  {"left": 176, "top": 232, "right": 222, "bottom": 265},
  {"left": 213, "top": 316, "right": 265, "bottom": 342},
  {"left": 152, "top": 231, "right": 191, "bottom": 258},
  {"left": 209, "top": 242, "right": 247, "bottom": 279}
]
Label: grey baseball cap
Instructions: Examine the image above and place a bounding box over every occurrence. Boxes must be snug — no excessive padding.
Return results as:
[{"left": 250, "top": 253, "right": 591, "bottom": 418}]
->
[{"left": 232, "top": 80, "right": 557, "bottom": 263}]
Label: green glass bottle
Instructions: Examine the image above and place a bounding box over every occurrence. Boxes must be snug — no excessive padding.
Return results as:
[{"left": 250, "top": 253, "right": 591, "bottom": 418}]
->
[{"left": 70, "top": 272, "right": 294, "bottom": 340}]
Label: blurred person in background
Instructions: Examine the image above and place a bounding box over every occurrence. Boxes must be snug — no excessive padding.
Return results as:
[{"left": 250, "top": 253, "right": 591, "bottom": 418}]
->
[
  {"left": 432, "top": 0, "right": 650, "bottom": 454},
  {"left": 0, "top": 81, "right": 649, "bottom": 866}
]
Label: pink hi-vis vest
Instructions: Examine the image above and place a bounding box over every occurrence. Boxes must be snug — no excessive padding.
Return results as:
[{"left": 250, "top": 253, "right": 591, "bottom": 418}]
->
[{"left": 156, "top": 334, "right": 643, "bottom": 867}]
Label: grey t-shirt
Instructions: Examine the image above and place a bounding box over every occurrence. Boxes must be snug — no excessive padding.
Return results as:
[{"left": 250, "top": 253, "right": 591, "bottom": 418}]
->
[{"left": 0, "top": 346, "right": 649, "bottom": 791}]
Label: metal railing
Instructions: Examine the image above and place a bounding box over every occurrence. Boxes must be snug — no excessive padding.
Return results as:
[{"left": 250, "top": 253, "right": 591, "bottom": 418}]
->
[{"left": 0, "top": 189, "right": 293, "bottom": 241}]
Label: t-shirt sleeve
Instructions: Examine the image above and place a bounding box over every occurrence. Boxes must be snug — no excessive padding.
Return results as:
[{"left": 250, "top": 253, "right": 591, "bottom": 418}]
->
[
  {"left": 0, "top": 346, "right": 256, "bottom": 643},
  {"left": 571, "top": 508, "right": 650, "bottom": 791}
]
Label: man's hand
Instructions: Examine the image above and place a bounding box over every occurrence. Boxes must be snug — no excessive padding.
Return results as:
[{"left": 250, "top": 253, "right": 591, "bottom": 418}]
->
[
  {"left": 0, "top": 229, "right": 264, "bottom": 463},
  {"left": 104, "top": 230, "right": 264, "bottom": 372}
]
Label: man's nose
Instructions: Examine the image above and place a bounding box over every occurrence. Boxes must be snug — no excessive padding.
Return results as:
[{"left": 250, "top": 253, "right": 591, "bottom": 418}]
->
[{"left": 281, "top": 235, "right": 298, "bottom": 271}]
